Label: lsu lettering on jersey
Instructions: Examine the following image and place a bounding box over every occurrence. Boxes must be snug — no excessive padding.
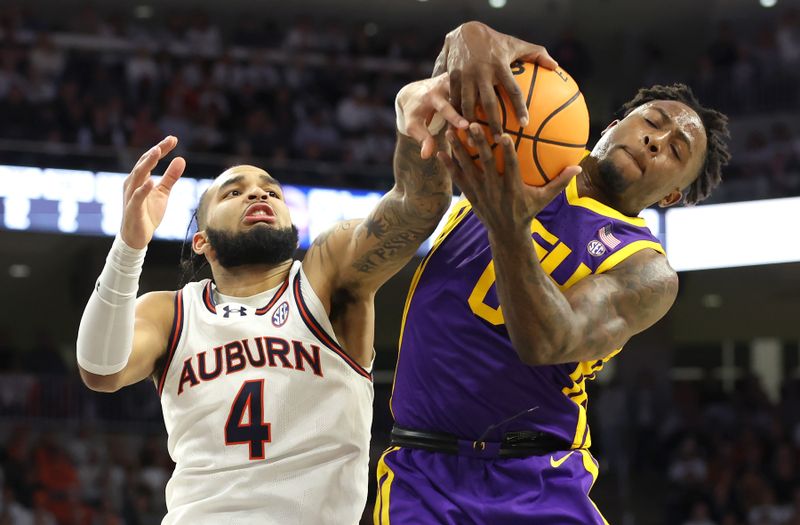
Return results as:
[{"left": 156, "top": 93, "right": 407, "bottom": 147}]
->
[
  {"left": 158, "top": 260, "right": 373, "bottom": 525},
  {"left": 391, "top": 176, "right": 665, "bottom": 449}
]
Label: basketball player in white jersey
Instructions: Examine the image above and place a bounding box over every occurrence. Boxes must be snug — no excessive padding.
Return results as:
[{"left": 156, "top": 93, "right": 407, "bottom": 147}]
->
[{"left": 75, "top": 72, "right": 468, "bottom": 524}]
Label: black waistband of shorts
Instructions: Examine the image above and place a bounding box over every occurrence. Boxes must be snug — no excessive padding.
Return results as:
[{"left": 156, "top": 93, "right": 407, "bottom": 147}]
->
[{"left": 390, "top": 425, "right": 571, "bottom": 458}]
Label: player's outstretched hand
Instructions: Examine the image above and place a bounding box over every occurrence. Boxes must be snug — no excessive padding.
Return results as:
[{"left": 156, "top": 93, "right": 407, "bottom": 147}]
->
[
  {"left": 437, "top": 123, "right": 580, "bottom": 234},
  {"left": 433, "top": 21, "right": 558, "bottom": 139},
  {"left": 396, "top": 73, "right": 469, "bottom": 159},
  {"left": 121, "top": 136, "right": 186, "bottom": 249}
]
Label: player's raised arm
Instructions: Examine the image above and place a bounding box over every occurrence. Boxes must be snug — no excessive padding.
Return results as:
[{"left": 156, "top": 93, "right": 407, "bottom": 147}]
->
[
  {"left": 303, "top": 74, "right": 461, "bottom": 294},
  {"left": 77, "top": 136, "right": 186, "bottom": 392},
  {"left": 433, "top": 21, "right": 558, "bottom": 138},
  {"left": 440, "top": 126, "right": 677, "bottom": 365}
]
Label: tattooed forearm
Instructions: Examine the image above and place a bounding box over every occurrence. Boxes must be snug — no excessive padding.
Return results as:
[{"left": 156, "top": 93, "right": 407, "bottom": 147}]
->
[
  {"left": 346, "top": 132, "right": 452, "bottom": 276},
  {"left": 487, "top": 231, "right": 678, "bottom": 366},
  {"left": 393, "top": 132, "right": 452, "bottom": 219}
]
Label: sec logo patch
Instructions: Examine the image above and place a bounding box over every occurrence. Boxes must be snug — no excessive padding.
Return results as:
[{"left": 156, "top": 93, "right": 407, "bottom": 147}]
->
[
  {"left": 587, "top": 240, "right": 606, "bottom": 257},
  {"left": 272, "top": 301, "right": 290, "bottom": 327}
]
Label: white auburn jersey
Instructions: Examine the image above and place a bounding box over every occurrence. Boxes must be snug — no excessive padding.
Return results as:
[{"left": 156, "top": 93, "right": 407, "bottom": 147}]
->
[{"left": 157, "top": 260, "right": 374, "bottom": 525}]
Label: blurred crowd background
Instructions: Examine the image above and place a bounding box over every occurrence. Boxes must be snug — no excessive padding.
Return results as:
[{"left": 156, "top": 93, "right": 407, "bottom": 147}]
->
[{"left": 2, "top": 1, "right": 800, "bottom": 524}]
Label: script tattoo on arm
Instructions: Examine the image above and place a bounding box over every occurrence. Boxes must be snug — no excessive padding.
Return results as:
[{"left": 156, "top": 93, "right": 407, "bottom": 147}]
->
[{"left": 349, "top": 132, "right": 451, "bottom": 276}]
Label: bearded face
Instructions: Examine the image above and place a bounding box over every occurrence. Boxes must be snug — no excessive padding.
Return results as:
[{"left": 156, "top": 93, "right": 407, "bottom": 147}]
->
[{"left": 205, "top": 225, "right": 298, "bottom": 268}]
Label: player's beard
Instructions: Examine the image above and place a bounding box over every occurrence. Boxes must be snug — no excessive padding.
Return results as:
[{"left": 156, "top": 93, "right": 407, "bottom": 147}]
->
[
  {"left": 206, "top": 225, "right": 299, "bottom": 268},
  {"left": 596, "top": 156, "right": 633, "bottom": 196}
]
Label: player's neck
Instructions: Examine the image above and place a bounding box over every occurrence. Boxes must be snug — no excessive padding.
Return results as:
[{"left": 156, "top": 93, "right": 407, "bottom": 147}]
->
[
  {"left": 577, "top": 157, "right": 641, "bottom": 216},
  {"left": 210, "top": 259, "right": 293, "bottom": 297}
]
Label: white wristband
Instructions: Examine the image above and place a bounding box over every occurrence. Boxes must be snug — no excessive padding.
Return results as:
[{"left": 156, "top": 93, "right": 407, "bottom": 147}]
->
[{"left": 76, "top": 236, "right": 146, "bottom": 375}]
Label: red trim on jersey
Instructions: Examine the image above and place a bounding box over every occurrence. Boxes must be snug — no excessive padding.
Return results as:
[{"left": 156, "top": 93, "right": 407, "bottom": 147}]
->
[
  {"left": 158, "top": 290, "right": 184, "bottom": 396},
  {"left": 292, "top": 273, "right": 372, "bottom": 381},
  {"left": 202, "top": 278, "right": 289, "bottom": 316},
  {"left": 202, "top": 282, "right": 216, "bottom": 314},
  {"left": 255, "top": 278, "right": 290, "bottom": 315}
]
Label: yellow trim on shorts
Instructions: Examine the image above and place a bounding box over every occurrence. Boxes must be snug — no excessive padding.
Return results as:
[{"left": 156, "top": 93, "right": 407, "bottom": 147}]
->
[
  {"left": 578, "top": 450, "right": 610, "bottom": 525},
  {"left": 374, "top": 446, "right": 401, "bottom": 525},
  {"left": 389, "top": 200, "right": 472, "bottom": 418}
]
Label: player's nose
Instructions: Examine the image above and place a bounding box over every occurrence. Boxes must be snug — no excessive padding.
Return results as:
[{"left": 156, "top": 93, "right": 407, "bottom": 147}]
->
[
  {"left": 643, "top": 133, "right": 665, "bottom": 155},
  {"left": 247, "top": 187, "right": 270, "bottom": 200}
]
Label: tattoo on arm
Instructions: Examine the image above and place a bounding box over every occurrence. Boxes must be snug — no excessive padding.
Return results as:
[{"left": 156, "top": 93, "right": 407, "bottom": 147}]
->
[
  {"left": 349, "top": 133, "right": 452, "bottom": 276},
  {"left": 306, "top": 220, "right": 353, "bottom": 269},
  {"left": 573, "top": 255, "right": 678, "bottom": 355}
]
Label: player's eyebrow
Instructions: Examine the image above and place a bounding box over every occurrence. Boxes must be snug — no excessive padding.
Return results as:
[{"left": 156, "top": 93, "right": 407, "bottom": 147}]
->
[
  {"left": 651, "top": 106, "right": 693, "bottom": 156},
  {"left": 218, "top": 174, "right": 280, "bottom": 194}
]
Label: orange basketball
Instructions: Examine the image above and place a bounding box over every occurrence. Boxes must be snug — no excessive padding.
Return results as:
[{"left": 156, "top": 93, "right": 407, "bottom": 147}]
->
[{"left": 456, "top": 62, "right": 590, "bottom": 186}]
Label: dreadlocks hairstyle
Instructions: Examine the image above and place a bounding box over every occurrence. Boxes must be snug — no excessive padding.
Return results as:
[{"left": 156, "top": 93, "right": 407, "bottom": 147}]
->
[
  {"left": 178, "top": 190, "right": 210, "bottom": 287},
  {"left": 619, "top": 83, "right": 731, "bottom": 205}
]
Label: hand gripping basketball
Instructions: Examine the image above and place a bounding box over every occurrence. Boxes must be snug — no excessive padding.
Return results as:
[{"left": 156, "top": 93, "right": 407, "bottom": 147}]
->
[
  {"left": 121, "top": 136, "right": 186, "bottom": 249},
  {"left": 456, "top": 62, "right": 589, "bottom": 187},
  {"left": 433, "top": 21, "right": 559, "bottom": 136},
  {"left": 439, "top": 124, "right": 581, "bottom": 234}
]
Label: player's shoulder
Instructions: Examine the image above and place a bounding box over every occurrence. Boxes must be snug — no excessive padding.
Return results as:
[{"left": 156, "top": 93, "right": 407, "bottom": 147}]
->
[
  {"left": 136, "top": 290, "right": 179, "bottom": 323},
  {"left": 606, "top": 248, "right": 678, "bottom": 294}
]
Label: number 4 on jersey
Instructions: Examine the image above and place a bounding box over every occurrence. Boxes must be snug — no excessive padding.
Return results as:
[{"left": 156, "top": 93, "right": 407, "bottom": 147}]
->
[{"left": 225, "top": 379, "right": 272, "bottom": 460}]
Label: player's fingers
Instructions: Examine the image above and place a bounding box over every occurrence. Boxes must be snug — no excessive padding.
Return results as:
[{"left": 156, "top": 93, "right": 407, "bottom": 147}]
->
[
  {"left": 129, "top": 178, "right": 155, "bottom": 208},
  {"left": 498, "top": 66, "right": 529, "bottom": 127},
  {"left": 155, "top": 135, "right": 178, "bottom": 159},
  {"left": 516, "top": 43, "right": 558, "bottom": 70},
  {"left": 156, "top": 156, "right": 187, "bottom": 193},
  {"left": 499, "top": 134, "right": 521, "bottom": 191},
  {"left": 468, "top": 123, "right": 495, "bottom": 175},
  {"left": 448, "top": 69, "right": 463, "bottom": 118},
  {"left": 478, "top": 81, "right": 503, "bottom": 140},
  {"left": 431, "top": 95, "right": 469, "bottom": 130},
  {"left": 447, "top": 130, "right": 478, "bottom": 177},
  {"left": 461, "top": 81, "right": 477, "bottom": 122},
  {"left": 439, "top": 151, "right": 478, "bottom": 203},
  {"left": 405, "top": 121, "right": 437, "bottom": 159},
  {"left": 126, "top": 145, "right": 161, "bottom": 198}
]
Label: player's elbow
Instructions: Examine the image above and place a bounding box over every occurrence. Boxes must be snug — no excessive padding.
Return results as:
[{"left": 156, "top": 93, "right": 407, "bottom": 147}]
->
[{"left": 79, "top": 367, "right": 124, "bottom": 393}]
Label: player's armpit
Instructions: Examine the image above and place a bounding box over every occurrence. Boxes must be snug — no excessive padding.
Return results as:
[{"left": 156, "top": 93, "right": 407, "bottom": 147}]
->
[
  {"left": 559, "top": 250, "right": 679, "bottom": 363},
  {"left": 79, "top": 291, "right": 175, "bottom": 392},
  {"left": 304, "top": 133, "right": 452, "bottom": 295}
]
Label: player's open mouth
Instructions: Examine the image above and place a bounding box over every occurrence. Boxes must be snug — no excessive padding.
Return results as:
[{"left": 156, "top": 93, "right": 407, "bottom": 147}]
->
[{"left": 243, "top": 203, "right": 276, "bottom": 224}]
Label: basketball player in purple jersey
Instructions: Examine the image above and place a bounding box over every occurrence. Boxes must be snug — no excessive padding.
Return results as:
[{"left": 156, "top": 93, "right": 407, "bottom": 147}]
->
[{"left": 375, "top": 22, "right": 732, "bottom": 524}]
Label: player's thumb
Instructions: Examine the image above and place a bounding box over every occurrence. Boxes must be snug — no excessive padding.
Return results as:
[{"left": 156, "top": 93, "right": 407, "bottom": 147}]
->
[
  {"left": 547, "top": 165, "right": 581, "bottom": 196},
  {"left": 405, "top": 122, "right": 436, "bottom": 159},
  {"left": 516, "top": 43, "right": 558, "bottom": 70}
]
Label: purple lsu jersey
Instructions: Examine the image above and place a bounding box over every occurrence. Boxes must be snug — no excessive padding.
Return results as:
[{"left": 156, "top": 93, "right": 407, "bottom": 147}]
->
[{"left": 391, "top": 176, "right": 665, "bottom": 449}]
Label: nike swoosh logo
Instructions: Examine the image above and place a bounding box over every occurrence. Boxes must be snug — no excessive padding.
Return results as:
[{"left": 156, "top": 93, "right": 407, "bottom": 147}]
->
[{"left": 549, "top": 451, "right": 575, "bottom": 469}]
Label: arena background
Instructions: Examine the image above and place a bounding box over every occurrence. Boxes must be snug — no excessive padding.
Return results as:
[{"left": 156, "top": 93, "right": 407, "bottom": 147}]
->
[{"left": 1, "top": 0, "right": 800, "bottom": 523}]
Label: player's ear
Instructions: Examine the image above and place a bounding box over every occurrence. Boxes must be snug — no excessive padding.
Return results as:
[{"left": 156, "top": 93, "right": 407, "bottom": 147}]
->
[
  {"left": 192, "top": 231, "right": 210, "bottom": 255},
  {"left": 600, "top": 120, "right": 619, "bottom": 136},
  {"left": 658, "top": 189, "right": 683, "bottom": 208}
]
